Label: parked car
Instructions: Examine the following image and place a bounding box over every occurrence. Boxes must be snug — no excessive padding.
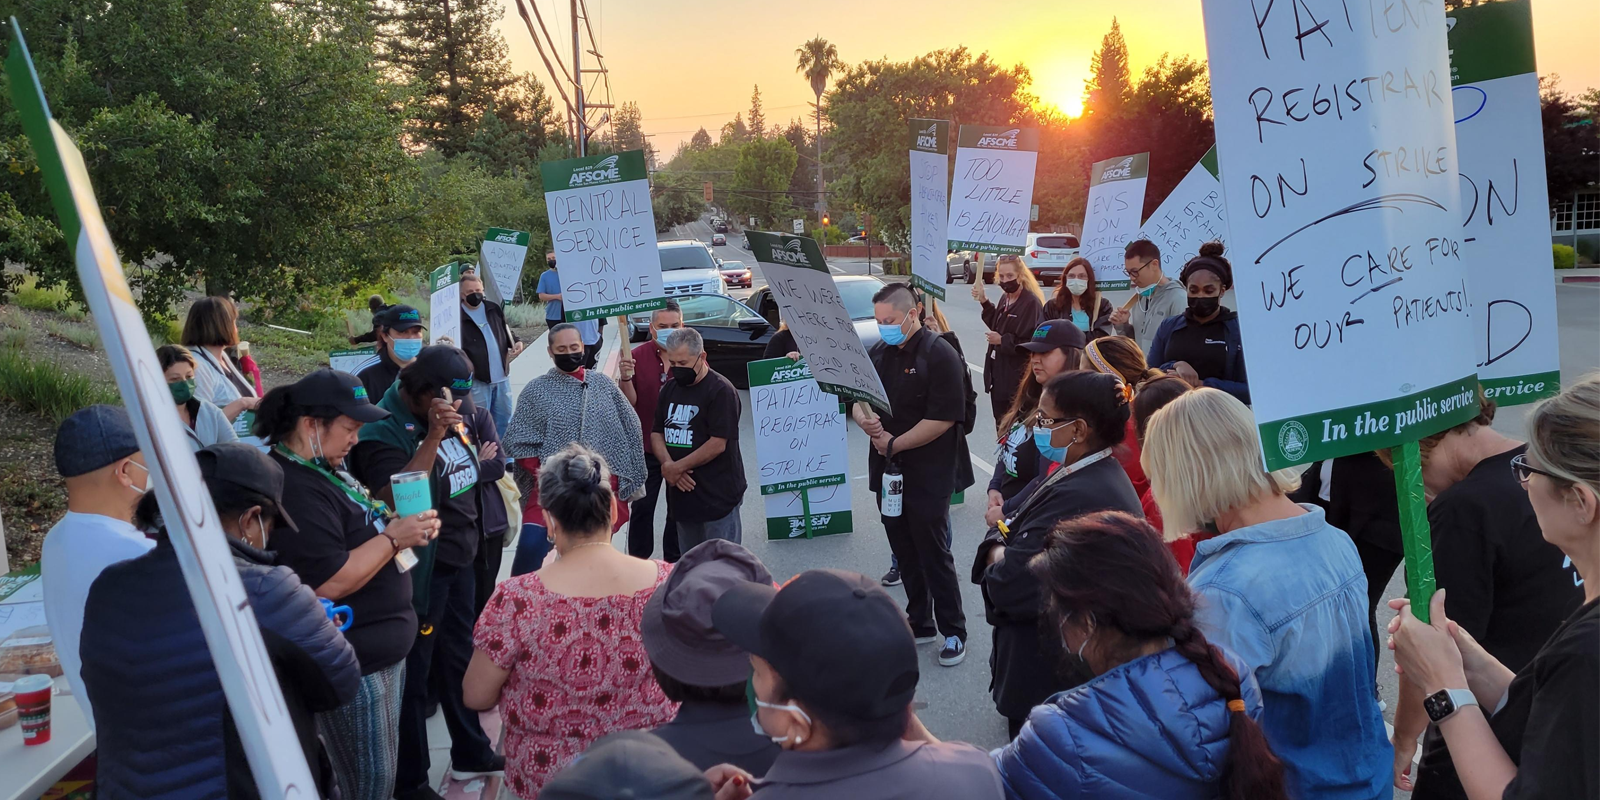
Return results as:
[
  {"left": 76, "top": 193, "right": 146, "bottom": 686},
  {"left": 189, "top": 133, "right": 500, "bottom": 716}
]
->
[
  {"left": 656, "top": 239, "right": 729, "bottom": 297},
  {"left": 720, "top": 260, "right": 753, "bottom": 288},
  {"left": 628, "top": 293, "right": 772, "bottom": 388},
  {"left": 714, "top": 220, "right": 730, "bottom": 234},
  {"left": 1022, "top": 233, "right": 1082, "bottom": 285},
  {"left": 711, "top": 232, "right": 727, "bottom": 246},
  {"left": 947, "top": 250, "right": 977, "bottom": 283}
]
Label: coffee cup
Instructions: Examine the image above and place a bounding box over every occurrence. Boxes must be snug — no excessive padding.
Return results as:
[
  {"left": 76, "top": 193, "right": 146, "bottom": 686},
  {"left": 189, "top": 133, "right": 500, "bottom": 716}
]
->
[{"left": 14, "top": 674, "right": 52, "bottom": 746}]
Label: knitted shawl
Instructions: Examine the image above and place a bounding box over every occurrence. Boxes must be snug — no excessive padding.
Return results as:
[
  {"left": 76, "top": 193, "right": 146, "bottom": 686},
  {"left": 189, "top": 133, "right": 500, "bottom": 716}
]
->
[{"left": 503, "top": 368, "right": 647, "bottom": 501}]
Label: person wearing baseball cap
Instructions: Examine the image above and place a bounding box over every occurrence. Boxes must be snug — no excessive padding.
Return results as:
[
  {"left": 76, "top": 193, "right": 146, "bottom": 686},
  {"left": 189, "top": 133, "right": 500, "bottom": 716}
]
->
[
  {"left": 542, "top": 731, "right": 717, "bottom": 800},
  {"left": 642, "top": 540, "right": 781, "bottom": 775},
  {"left": 707, "top": 569, "right": 1003, "bottom": 799},
  {"left": 357, "top": 303, "right": 426, "bottom": 400},
  {"left": 986, "top": 319, "right": 1088, "bottom": 532}
]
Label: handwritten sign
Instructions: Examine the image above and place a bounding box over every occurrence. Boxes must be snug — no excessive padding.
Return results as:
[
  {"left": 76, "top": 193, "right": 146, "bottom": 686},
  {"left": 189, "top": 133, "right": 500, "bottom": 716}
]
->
[
  {"left": 1081, "top": 153, "right": 1150, "bottom": 290},
  {"left": 946, "top": 125, "right": 1038, "bottom": 255},
  {"left": 478, "top": 227, "right": 530, "bottom": 306},
  {"left": 541, "top": 149, "right": 666, "bottom": 321},
  {"left": 1137, "top": 147, "right": 1227, "bottom": 279},
  {"left": 747, "top": 357, "right": 853, "bottom": 540},
  {"left": 428, "top": 261, "right": 462, "bottom": 347},
  {"left": 329, "top": 346, "right": 378, "bottom": 376},
  {"left": 1202, "top": 0, "right": 1477, "bottom": 469},
  {"left": 6, "top": 20, "right": 316, "bottom": 795},
  {"left": 747, "top": 231, "right": 891, "bottom": 412},
  {"left": 1448, "top": 0, "right": 1559, "bottom": 405},
  {"left": 908, "top": 119, "right": 951, "bottom": 299}
]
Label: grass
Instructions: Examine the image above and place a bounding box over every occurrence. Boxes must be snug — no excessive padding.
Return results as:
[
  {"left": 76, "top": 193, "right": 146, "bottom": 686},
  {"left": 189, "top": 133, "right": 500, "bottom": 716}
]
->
[
  {"left": 0, "top": 345, "right": 119, "bottom": 423},
  {"left": 11, "top": 275, "right": 86, "bottom": 319},
  {"left": 503, "top": 302, "right": 545, "bottom": 328},
  {"left": 43, "top": 319, "right": 99, "bottom": 350},
  {"left": 0, "top": 307, "right": 28, "bottom": 329}
]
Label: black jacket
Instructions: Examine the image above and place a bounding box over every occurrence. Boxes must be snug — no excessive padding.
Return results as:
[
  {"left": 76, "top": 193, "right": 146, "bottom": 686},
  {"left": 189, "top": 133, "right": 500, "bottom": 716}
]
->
[
  {"left": 469, "top": 402, "right": 509, "bottom": 538},
  {"left": 458, "top": 299, "right": 519, "bottom": 384},
  {"left": 980, "top": 290, "right": 1044, "bottom": 403},
  {"left": 1044, "top": 293, "right": 1116, "bottom": 340},
  {"left": 356, "top": 347, "right": 403, "bottom": 400}
]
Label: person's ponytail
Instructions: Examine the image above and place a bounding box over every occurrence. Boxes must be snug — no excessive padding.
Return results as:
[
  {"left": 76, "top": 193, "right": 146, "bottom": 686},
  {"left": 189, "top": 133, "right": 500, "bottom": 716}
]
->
[
  {"left": 252, "top": 385, "right": 299, "bottom": 443},
  {"left": 1169, "top": 620, "right": 1288, "bottom": 800}
]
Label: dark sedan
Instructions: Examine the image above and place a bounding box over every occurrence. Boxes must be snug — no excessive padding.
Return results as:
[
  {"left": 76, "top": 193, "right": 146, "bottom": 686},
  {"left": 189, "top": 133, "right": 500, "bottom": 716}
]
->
[{"left": 629, "top": 293, "right": 773, "bottom": 388}]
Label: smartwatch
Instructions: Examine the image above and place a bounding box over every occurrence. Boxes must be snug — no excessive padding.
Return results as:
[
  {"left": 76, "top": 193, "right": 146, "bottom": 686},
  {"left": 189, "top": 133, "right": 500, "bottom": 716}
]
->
[{"left": 1423, "top": 688, "right": 1478, "bottom": 723}]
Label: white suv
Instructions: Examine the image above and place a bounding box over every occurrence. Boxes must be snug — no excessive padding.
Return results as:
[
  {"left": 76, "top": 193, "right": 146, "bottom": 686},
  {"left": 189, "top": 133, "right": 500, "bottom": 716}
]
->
[
  {"left": 1022, "top": 233, "right": 1081, "bottom": 286},
  {"left": 629, "top": 239, "right": 730, "bottom": 333}
]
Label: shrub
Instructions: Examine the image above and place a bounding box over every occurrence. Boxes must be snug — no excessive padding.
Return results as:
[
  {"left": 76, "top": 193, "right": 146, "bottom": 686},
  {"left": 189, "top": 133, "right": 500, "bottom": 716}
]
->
[
  {"left": 0, "top": 347, "right": 120, "bottom": 423},
  {"left": 503, "top": 302, "right": 546, "bottom": 328},
  {"left": 12, "top": 275, "right": 72, "bottom": 312},
  {"left": 1553, "top": 244, "right": 1577, "bottom": 270},
  {"left": 44, "top": 320, "right": 99, "bottom": 350}
]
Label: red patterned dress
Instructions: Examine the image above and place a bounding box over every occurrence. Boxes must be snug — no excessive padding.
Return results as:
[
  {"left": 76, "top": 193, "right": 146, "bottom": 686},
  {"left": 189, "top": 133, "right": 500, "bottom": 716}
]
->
[{"left": 473, "top": 560, "right": 678, "bottom": 798}]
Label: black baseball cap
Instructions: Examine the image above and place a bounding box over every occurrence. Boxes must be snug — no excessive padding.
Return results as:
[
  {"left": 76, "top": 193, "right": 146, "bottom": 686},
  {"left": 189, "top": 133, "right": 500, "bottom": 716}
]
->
[
  {"left": 196, "top": 443, "right": 299, "bottom": 532},
  {"left": 290, "top": 369, "right": 390, "bottom": 423},
  {"left": 712, "top": 569, "right": 918, "bottom": 720},
  {"left": 378, "top": 304, "right": 425, "bottom": 332},
  {"left": 403, "top": 345, "right": 474, "bottom": 394},
  {"left": 1017, "top": 318, "right": 1086, "bottom": 354},
  {"left": 541, "top": 731, "right": 712, "bottom": 800}
]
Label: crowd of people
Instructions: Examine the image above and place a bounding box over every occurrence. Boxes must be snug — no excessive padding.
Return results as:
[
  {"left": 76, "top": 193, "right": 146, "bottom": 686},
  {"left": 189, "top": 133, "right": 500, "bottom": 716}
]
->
[{"left": 31, "top": 238, "right": 1598, "bottom": 800}]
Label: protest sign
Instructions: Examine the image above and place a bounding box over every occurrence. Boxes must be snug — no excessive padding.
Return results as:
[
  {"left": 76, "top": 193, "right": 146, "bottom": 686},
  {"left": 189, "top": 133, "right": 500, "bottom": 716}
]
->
[
  {"left": 946, "top": 125, "right": 1038, "bottom": 255},
  {"left": 479, "top": 227, "right": 530, "bottom": 306},
  {"left": 330, "top": 346, "right": 378, "bottom": 375},
  {"left": 541, "top": 149, "right": 666, "bottom": 321},
  {"left": 1448, "top": 0, "right": 1559, "bottom": 405},
  {"left": 908, "top": 119, "right": 951, "bottom": 299},
  {"left": 747, "top": 357, "right": 853, "bottom": 539},
  {"left": 747, "top": 231, "right": 891, "bottom": 412},
  {"left": 6, "top": 19, "right": 315, "bottom": 795},
  {"left": 428, "top": 261, "right": 462, "bottom": 346},
  {"left": 1081, "top": 153, "right": 1150, "bottom": 289},
  {"left": 1137, "top": 147, "right": 1226, "bottom": 279}
]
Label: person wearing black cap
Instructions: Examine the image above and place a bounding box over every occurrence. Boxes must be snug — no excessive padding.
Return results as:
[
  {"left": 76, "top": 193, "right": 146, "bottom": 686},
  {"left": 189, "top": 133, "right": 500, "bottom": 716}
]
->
[
  {"left": 347, "top": 345, "right": 504, "bottom": 798},
  {"left": 543, "top": 731, "right": 717, "bottom": 800},
  {"left": 357, "top": 303, "right": 427, "bottom": 400},
  {"left": 255, "top": 369, "right": 440, "bottom": 800},
  {"left": 986, "top": 319, "right": 1088, "bottom": 528},
  {"left": 1147, "top": 242, "right": 1249, "bottom": 403},
  {"left": 79, "top": 443, "right": 362, "bottom": 800},
  {"left": 707, "top": 569, "right": 1003, "bottom": 799}
]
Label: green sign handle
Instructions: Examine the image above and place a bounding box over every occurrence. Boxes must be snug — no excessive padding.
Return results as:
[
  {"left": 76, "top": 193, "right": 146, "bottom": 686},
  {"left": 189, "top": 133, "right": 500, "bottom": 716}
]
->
[
  {"left": 1393, "top": 439, "right": 1437, "bottom": 623},
  {"left": 800, "top": 489, "right": 814, "bottom": 539}
]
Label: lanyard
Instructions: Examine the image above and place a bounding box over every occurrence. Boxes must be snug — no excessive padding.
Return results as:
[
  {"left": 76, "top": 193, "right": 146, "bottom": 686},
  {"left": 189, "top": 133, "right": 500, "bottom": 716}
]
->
[
  {"left": 197, "top": 346, "right": 256, "bottom": 399},
  {"left": 997, "top": 447, "right": 1114, "bottom": 538},
  {"left": 274, "top": 444, "right": 392, "bottom": 519}
]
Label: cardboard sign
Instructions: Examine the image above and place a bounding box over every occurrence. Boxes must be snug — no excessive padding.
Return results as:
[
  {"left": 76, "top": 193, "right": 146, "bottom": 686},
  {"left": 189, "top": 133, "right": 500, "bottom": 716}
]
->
[
  {"left": 6, "top": 20, "right": 316, "bottom": 795},
  {"left": 908, "top": 119, "right": 952, "bottom": 300},
  {"left": 479, "top": 227, "right": 530, "bottom": 306},
  {"left": 747, "top": 357, "right": 853, "bottom": 540},
  {"left": 1202, "top": 0, "right": 1478, "bottom": 469},
  {"left": 541, "top": 149, "right": 666, "bottom": 321},
  {"left": 329, "top": 346, "right": 378, "bottom": 375},
  {"left": 1081, "top": 153, "right": 1150, "bottom": 290},
  {"left": 1448, "top": 0, "right": 1560, "bottom": 405},
  {"left": 946, "top": 125, "right": 1039, "bottom": 255},
  {"left": 746, "top": 231, "right": 891, "bottom": 412},
  {"left": 1137, "top": 147, "right": 1227, "bottom": 279},
  {"left": 428, "top": 261, "right": 462, "bottom": 347}
]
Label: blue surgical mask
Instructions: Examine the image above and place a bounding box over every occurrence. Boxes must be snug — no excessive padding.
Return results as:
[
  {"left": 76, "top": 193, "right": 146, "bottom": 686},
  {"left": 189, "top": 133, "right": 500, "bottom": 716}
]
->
[
  {"left": 1033, "top": 426, "right": 1068, "bottom": 464},
  {"left": 878, "top": 320, "right": 907, "bottom": 346},
  {"left": 392, "top": 338, "right": 423, "bottom": 361},
  {"left": 655, "top": 328, "right": 675, "bottom": 348}
]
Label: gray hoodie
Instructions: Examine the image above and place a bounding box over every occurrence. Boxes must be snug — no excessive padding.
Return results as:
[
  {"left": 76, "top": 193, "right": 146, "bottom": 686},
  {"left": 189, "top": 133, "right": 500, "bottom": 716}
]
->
[{"left": 1115, "top": 279, "right": 1187, "bottom": 355}]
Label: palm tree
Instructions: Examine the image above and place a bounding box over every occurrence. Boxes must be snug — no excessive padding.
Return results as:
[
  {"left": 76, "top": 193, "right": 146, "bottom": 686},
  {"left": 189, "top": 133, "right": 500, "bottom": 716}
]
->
[{"left": 795, "top": 36, "right": 841, "bottom": 221}]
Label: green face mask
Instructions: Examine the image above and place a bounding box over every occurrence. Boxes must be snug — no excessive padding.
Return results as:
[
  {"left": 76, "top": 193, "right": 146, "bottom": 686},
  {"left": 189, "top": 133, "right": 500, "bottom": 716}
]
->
[{"left": 169, "top": 378, "right": 196, "bottom": 405}]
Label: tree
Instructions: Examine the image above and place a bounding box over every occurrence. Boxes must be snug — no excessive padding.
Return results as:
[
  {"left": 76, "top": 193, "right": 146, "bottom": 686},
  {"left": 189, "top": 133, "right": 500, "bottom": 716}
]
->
[
  {"left": 372, "top": 0, "right": 517, "bottom": 157},
  {"left": 689, "top": 127, "right": 714, "bottom": 151},
  {"left": 748, "top": 85, "right": 766, "bottom": 139},
  {"left": 782, "top": 119, "right": 818, "bottom": 211},
  {"left": 1541, "top": 78, "right": 1600, "bottom": 205},
  {"left": 1084, "top": 18, "right": 1132, "bottom": 127},
  {"left": 795, "top": 36, "right": 842, "bottom": 215},
  {"left": 729, "top": 137, "right": 799, "bottom": 228},
  {"left": 609, "top": 101, "right": 654, "bottom": 165},
  {"left": 467, "top": 100, "right": 533, "bottom": 177},
  {"left": 1117, "top": 55, "right": 1214, "bottom": 218},
  {"left": 720, "top": 113, "right": 749, "bottom": 146}
]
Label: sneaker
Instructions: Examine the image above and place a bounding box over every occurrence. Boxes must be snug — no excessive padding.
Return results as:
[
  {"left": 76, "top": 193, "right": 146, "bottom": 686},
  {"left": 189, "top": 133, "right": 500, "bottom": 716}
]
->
[
  {"left": 880, "top": 567, "right": 902, "bottom": 587},
  {"left": 912, "top": 630, "right": 940, "bottom": 645},
  {"left": 939, "top": 636, "right": 966, "bottom": 666},
  {"left": 450, "top": 753, "right": 506, "bottom": 781}
]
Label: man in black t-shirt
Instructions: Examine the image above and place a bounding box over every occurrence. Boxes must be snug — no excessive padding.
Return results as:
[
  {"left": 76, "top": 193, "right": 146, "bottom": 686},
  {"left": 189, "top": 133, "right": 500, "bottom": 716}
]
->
[
  {"left": 653, "top": 327, "right": 747, "bottom": 551},
  {"left": 859, "top": 283, "right": 969, "bottom": 668}
]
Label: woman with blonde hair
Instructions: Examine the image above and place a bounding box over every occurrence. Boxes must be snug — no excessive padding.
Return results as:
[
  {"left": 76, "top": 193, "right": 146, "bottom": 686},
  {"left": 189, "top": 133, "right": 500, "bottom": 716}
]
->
[
  {"left": 973, "top": 254, "right": 1044, "bottom": 423},
  {"left": 1142, "top": 388, "right": 1391, "bottom": 799},
  {"left": 1082, "top": 336, "right": 1165, "bottom": 497}
]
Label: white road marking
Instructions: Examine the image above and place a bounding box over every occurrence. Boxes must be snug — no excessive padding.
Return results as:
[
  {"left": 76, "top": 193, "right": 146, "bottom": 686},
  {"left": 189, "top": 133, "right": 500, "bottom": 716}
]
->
[
  {"left": 970, "top": 454, "right": 994, "bottom": 475},
  {"left": 967, "top": 361, "right": 983, "bottom": 376}
]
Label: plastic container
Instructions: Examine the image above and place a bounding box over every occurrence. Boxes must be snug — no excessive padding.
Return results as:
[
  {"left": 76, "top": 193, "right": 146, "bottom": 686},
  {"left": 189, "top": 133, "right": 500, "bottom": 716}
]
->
[
  {"left": 0, "top": 680, "right": 16, "bottom": 730},
  {"left": 0, "top": 626, "right": 60, "bottom": 677}
]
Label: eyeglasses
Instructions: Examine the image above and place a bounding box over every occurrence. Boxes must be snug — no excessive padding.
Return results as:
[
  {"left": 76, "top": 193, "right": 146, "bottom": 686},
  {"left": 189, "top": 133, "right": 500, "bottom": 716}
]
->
[
  {"left": 1126, "top": 258, "right": 1157, "bottom": 277},
  {"left": 1510, "top": 453, "right": 1561, "bottom": 486},
  {"left": 1032, "top": 411, "right": 1079, "bottom": 430}
]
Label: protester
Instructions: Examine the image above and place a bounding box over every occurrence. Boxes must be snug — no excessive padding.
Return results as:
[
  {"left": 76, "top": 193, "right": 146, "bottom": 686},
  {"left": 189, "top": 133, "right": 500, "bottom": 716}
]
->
[
  {"left": 974, "top": 254, "right": 1044, "bottom": 421},
  {"left": 356, "top": 303, "right": 426, "bottom": 400},
  {"left": 762, "top": 322, "right": 798, "bottom": 360},
  {"left": 974, "top": 371, "right": 1143, "bottom": 737},
  {"left": 466, "top": 444, "right": 678, "bottom": 799},
  {"left": 349, "top": 294, "right": 389, "bottom": 346},
  {"left": 994, "top": 511, "right": 1287, "bottom": 800},
  {"left": 652, "top": 327, "right": 747, "bottom": 549},
  {"left": 986, "top": 319, "right": 1085, "bottom": 529},
  {"left": 1389, "top": 374, "right": 1599, "bottom": 800},
  {"left": 1044, "top": 257, "right": 1113, "bottom": 339},
  {"left": 542, "top": 731, "right": 717, "bottom": 800},
  {"left": 468, "top": 397, "right": 510, "bottom": 618},
  {"left": 707, "top": 569, "right": 1005, "bottom": 799},
  {"left": 1142, "top": 388, "right": 1391, "bottom": 799},
  {"left": 40, "top": 405, "right": 155, "bottom": 717},
  {"left": 860, "top": 283, "right": 969, "bottom": 666},
  {"left": 346, "top": 346, "right": 502, "bottom": 798},
  {"left": 458, "top": 269, "right": 524, "bottom": 438},
  {"left": 1110, "top": 239, "right": 1186, "bottom": 354},
  {"left": 81, "top": 443, "right": 360, "bottom": 800},
  {"left": 1081, "top": 335, "right": 1162, "bottom": 497},
  {"left": 257, "top": 369, "right": 439, "bottom": 800},
  {"left": 1127, "top": 374, "right": 1193, "bottom": 568},
  {"left": 535, "top": 254, "right": 603, "bottom": 367},
  {"left": 158, "top": 344, "right": 239, "bottom": 450},
  {"left": 182, "top": 296, "right": 261, "bottom": 428},
  {"left": 642, "top": 540, "right": 782, "bottom": 774},
  {"left": 1386, "top": 391, "right": 1584, "bottom": 798},
  {"left": 505, "top": 322, "right": 646, "bottom": 573},
  {"left": 621, "top": 300, "right": 685, "bottom": 562},
  {"left": 1148, "top": 244, "right": 1249, "bottom": 402}
]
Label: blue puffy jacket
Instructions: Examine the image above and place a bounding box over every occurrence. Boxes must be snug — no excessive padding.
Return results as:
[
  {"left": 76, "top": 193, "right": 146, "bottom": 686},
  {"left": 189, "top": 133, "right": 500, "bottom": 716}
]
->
[
  {"left": 992, "top": 646, "right": 1265, "bottom": 800},
  {"left": 81, "top": 535, "right": 360, "bottom": 799}
]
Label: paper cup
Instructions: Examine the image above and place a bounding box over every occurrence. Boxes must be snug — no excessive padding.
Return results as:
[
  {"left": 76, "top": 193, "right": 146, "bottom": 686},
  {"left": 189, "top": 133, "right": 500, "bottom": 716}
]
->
[{"left": 14, "top": 674, "right": 52, "bottom": 746}]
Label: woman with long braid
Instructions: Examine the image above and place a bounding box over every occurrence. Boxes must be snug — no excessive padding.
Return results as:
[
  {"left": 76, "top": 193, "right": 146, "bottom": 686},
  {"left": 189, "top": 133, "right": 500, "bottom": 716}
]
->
[{"left": 993, "top": 510, "right": 1289, "bottom": 800}]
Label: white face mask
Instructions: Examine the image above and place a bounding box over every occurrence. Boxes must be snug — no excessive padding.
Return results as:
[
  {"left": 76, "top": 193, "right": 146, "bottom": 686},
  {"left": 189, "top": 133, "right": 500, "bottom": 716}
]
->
[
  {"left": 751, "top": 698, "right": 811, "bottom": 745},
  {"left": 1065, "top": 278, "right": 1089, "bottom": 296},
  {"left": 238, "top": 512, "right": 268, "bottom": 549},
  {"left": 125, "top": 460, "right": 150, "bottom": 496}
]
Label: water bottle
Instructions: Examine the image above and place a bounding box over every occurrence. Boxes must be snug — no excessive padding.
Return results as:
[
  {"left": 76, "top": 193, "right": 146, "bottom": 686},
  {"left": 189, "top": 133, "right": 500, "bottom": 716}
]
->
[{"left": 882, "top": 464, "right": 904, "bottom": 518}]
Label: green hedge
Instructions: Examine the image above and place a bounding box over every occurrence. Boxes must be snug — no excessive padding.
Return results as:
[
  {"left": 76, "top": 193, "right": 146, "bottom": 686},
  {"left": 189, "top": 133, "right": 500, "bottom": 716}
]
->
[{"left": 1553, "top": 244, "right": 1577, "bottom": 270}]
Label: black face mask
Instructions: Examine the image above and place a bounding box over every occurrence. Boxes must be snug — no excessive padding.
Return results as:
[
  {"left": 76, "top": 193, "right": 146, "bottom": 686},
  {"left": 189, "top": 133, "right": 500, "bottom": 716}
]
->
[
  {"left": 999, "top": 279, "right": 1020, "bottom": 294},
  {"left": 553, "top": 352, "right": 585, "bottom": 373},
  {"left": 670, "top": 366, "right": 698, "bottom": 387},
  {"left": 1187, "top": 295, "right": 1220, "bottom": 319},
  {"left": 465, "top": 292, "right": 485, "bottom": 307},
  {"left": 546, "top": 259, "right": 556, "bottom": 269}
]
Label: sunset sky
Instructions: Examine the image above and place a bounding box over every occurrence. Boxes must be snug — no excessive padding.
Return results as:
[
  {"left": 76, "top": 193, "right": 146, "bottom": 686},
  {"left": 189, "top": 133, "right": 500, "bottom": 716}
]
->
[{"left": 495, "top": 0, "right": 1600, "bottom": 155}]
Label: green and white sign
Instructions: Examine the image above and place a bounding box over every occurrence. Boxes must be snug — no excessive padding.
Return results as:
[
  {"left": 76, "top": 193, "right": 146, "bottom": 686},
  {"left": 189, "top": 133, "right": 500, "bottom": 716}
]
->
[
  {"left": 747, "top": 231, "right": 891, "bottom": 412},
  {"left": 946, "top": 125, "right": 1039, "bottom": 255},
  {"left": 479, "top": 227, "right": 530, "bottom": 306},
  {"left": 5, "top": 18, "right": 316, "bottom": 795},
  {"left": 540, "top": 149, "right": 666, "bottom": 321},
  {"left": 1137, "top": 147, "right": 1226, "bottom": 280},
  {"left": 428, "top": 261, "right": 462, "bottom": 347},
  {"left": 330, "top": 346, "right": 378, "bottom": 375},
  {"left": 748, "top": 357, "right": 853, "bottom": 540},
  {"left": 1201, "top": 0, "right": 1477, "bottom": 469},
  {"left": 908, "top": 118, "right": 951, "bottom": 299},
  {"left": 1081, "top": 152, "right": 1150, "bottom": 290},
  {"left": 1448, "top": 0, "right": 1560, "bottom": 405}
]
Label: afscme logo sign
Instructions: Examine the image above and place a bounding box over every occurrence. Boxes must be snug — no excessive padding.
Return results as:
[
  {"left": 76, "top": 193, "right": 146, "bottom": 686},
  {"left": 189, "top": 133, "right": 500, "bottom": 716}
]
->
[
  {"left": 975, "top": 128, "right": 1020, "bottom": 148},
  {"left": 769, "top": 363, "right": 813, "bottom": 382},
  {"left": 1100, "top": 156, "right": 1136, "bottom": 181},
  {"left": 769, "top": 238, "right": 810, "bottom": 266},
  {"left": 569, "top": 154, "right": 621, "bottom": 186},
  {"left": 493, "top": 231, "right": 520, "bottom": 244}
]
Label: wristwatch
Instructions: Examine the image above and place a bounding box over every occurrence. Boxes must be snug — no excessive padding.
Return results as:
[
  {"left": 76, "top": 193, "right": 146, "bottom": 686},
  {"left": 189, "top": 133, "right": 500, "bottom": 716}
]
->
[{"left": 1423, "top": 688, "right": 1478, "bottom": 723}]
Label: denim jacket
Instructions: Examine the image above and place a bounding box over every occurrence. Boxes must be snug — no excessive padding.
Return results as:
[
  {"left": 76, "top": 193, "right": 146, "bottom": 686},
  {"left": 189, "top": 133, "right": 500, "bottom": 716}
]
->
[{"left": 1188, "top": 505, "right": 1392, "bottom": 800}]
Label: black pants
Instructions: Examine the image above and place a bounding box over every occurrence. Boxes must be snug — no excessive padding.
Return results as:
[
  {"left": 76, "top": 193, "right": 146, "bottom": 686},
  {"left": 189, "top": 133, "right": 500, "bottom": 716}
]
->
[
  {"left": 628, "top": 454, "right": 680, "bottom": 562},
  {"left": 880, "top": 491, "right": 966, "bottom": 641},
  {"left": 1007, "top": 716, "right": 1026, "bottom": 740},
  {"left": 472, "top": 531, "right": 505, "bottom": 620},
  {"left": 1355, "top": 538, "right": 1404, "bottom": 677},
  {"left": 396, "top": 563, "right": 496, "bottom": 792},
  {"left": 583, "top": 341, "right": 602, "bottom": 369}
]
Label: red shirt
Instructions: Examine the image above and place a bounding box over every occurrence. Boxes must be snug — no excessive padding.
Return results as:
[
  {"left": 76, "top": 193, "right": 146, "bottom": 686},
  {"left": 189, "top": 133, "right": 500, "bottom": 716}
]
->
[
  {"left": 628, "top": 342, "right": 668, "bottom": 446},
  {"left": 1114, "top": 418, "right": 1149, "bottom": 497}
]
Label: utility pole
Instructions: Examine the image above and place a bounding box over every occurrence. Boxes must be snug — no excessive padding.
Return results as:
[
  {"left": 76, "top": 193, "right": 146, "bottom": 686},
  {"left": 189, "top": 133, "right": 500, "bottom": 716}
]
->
[{"left": 573, "top": 0, "right": 585, "bottom": 157}]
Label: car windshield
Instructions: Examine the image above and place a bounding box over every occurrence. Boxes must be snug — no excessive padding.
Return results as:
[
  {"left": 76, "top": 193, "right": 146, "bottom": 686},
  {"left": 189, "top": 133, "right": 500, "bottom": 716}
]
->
[
  {"left": 721, "top": 261, "right": 745, "bottom": 269},
  {"left": 1036, "top": 235, "right": 1079, "bottom": 249},
  {"left": 658, "top": 246, "right": 717, "bottom": 271},
  {"left": 837, "top": 281, "right": 881, "bottom": 320}
]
